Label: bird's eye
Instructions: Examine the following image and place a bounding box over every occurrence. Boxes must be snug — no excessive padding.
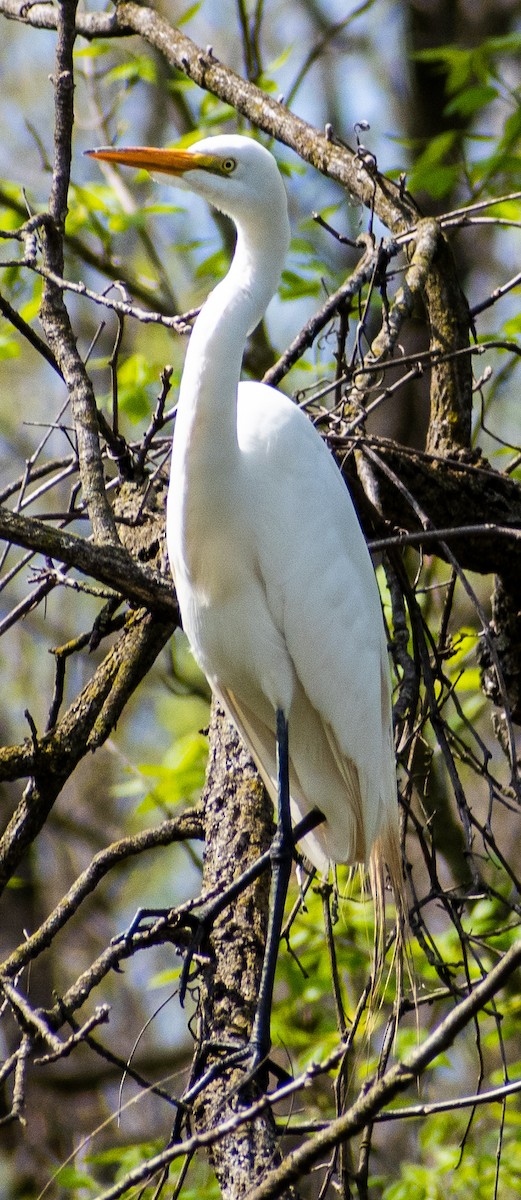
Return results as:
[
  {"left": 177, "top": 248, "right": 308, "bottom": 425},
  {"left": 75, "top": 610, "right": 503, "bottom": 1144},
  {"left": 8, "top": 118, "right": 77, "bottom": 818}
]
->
[{"left": 221, "top": 158, "right": 237, "bottom": 174}]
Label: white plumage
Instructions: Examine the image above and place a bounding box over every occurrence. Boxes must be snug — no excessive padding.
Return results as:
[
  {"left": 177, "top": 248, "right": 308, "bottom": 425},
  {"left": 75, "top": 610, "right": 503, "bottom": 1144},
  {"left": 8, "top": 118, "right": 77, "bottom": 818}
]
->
[{"left": 88, "top": 134, "right": 400, "bottom": 892}]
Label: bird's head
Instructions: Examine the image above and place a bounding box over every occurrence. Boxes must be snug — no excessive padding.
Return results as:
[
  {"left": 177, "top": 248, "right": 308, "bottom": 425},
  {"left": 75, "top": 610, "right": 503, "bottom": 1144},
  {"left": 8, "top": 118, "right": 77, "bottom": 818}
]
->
[{"left": 85, "top": 134, "right": 287, "bottom": 228}]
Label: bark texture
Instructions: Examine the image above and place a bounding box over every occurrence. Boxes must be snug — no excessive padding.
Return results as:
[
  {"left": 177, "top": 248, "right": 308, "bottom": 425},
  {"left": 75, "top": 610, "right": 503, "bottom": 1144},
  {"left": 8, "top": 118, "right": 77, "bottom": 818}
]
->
[{"left": 191, "top": 702, "right": 299, "bottom": 1200}]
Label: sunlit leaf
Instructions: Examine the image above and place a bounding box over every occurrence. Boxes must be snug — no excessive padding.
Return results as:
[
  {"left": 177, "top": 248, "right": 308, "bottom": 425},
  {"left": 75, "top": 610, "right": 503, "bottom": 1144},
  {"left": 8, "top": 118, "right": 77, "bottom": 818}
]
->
[{"left": 445, "top": 83, "right": 498, "bottom": 118}]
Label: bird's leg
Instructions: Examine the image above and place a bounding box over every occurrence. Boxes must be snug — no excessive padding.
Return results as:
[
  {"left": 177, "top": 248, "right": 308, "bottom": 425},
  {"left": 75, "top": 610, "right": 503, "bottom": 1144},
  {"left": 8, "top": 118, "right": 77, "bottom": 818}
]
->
[
  {"left": 248, "top": 707, "right": 293, "bottom": 1070},
  {"left": 111, "top": 908, "right": 173, "bottom": 945}
]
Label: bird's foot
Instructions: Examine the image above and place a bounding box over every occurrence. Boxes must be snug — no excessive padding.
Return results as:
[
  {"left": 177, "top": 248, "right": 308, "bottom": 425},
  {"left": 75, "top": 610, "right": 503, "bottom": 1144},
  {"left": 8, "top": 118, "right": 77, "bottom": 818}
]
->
[
  {"left": 111, "top": 903, "right": 215, "bottom": 1007},
  {"left": 230, "top": 1040, "right": 292, "bottom": 1096},
  {"left": 110, "top": 906, "right": 174, "bottom": 947},
  {"left": 110, "top": 906, "right": 204, "bottom": 991},
  {"left": 187, "top": 1035, "right": 292, "bottom": 1112}
]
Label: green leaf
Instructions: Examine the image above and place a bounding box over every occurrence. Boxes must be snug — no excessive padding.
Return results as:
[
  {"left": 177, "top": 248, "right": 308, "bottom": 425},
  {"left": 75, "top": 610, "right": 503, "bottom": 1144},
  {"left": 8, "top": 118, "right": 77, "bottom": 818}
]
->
[
  {"left": 20, "top": 282, "right": 42, "bottom": 324},
  {"left": 74, "top": 42, "right": 112, "bottom": 59},
  {"left": 195, "top": 247, "right": 228, "bottom": 281},
  {"left": 51, "top": 1164, "right": 98, "bottom": 1193},
  {"left": 108, "top": 209, "right": 149, "bottom": 234},
  {"left": 445, "top": 84, "right": 498, "bottom": 118},
  {"left": 0, "top": 179, "right": 26, "bottom": 228},
  {"left": 87, "top": 1141, "right": 162, "bottom": 1170},
  {"left": 256, "top": 73, "right": 278, "bottom": 94},
  {"left": 149, "top": 965, "right": 182, "bottom": 987},
  {"left": 501, "top": 106, "right": 521, "bottom": 147},
  {"left": 266, "top": 46, "right": 292, "bottom": 72},
  {"left": 137, "top": 730, "right": 208, "bottom": 812},
  {"left": 142, "top": 202, "right": 185, "bottom": 216},
  {"left": 178, "top": 1, "right": 202, "bottom": 25},
  {"left": 199, "top": 91, "right": 239, "bottom": 124},
  {"left": 480, "top": 32, "right": 521, "bottom": 56},
  {"left": 106, "top": 57, "right": 158, "bottom": 86},
  {"left": 410, "top": 162, "right": 461, "bottom": 200},
  {"left": 503, "top": 313, "right": 521, "bottom": 337},
  {"left": 411, "top": 44, "right": 476, "bottom": 94},
  {"left": 117, "top": 353, "right": 157, "bottom": 422},
  {"left": 280, "top": 269, "right": 321, "bottom": 300},
  {"left": 408, "top": 131, "right": 461, "bottom": 199}
]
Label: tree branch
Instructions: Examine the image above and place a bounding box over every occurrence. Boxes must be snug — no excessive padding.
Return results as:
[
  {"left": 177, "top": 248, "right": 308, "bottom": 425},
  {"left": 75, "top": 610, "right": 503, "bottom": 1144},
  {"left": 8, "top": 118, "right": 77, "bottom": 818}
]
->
[
  {"left": 339, "top": 435, "right": 521, "bottom": 578},
  {"left": 5, "top": 0, "right": 473, "bottom": 470},
  {"left": 0, "top": 608, "right": 175, "bottom": 893},
  {"left": 0, "top": 809, "right": 202, "bottom": 982},
  {"left": 38, "top": 0, "right": 118, "bottom": 545},
  {"left": 189, "top": 704, "right": 294, "bottom": 1200},
  {"left": 0, "top": 505, "right": 177, "bottom": 615},
  {"left": 0, "top": 0, "right": 417, "bottom": 230}
]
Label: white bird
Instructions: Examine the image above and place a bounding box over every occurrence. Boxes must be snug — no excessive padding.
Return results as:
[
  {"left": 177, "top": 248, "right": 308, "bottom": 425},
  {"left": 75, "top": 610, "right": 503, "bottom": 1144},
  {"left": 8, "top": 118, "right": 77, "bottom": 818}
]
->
[{"left": 87, "top": 135, "right": 401, "bottom": 1063}]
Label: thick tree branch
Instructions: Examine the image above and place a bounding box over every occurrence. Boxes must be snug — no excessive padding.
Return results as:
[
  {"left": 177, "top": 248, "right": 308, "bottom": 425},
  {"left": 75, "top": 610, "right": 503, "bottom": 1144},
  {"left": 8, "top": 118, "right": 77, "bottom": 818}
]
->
[
  {"left": 189, "top": 704, "right": 295, "bottom": 1200},
  {"left": 114, "top": 4, "right": 418, "bottom": 230},
  {"left": 0, "top": 1, "right": 416, "bottom": 230},
  {"left": 0, "top": 609, "right": 175, "bottom": 893},
  {"left": 38, "top": 0, "right": 118, "bottom": 545},
  {"left": 339, "top": 436, "right": 521, "bottom": 577},
  {"left": 0, "top": 0, "right": 128, "bottom": 36},
  {"left": 0, "top": 505, "right": 177, "bottom": 615},
  {"left": 422, "top": 237, "right": 473, "bottom": 454}
]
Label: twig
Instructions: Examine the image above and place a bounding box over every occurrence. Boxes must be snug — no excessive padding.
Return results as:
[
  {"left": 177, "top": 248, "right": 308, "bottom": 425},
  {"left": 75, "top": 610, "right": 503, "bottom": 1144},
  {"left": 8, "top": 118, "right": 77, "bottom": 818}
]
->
[
  {"left": 0, "top": 811, "right": 203, "bottom": 982},
  {"left": 263, "top": 234, "right": 378, "bottom": 387},
  {"left": 376, "top": 1077, "right": 521, "bottom": 1122}
]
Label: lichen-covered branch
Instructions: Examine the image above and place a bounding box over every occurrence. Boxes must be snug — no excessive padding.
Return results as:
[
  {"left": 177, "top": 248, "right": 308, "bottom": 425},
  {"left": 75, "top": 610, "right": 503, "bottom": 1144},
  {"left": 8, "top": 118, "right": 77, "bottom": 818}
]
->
[
  {"left": 38, "top": 0, "right": 118, "bottom": 545},
  {"left": 344, "top": 435, "right": 521, "bottom": 578},
  {"left": 0, "top": 609, "right": 175, "bottom": 894},
  {"left": 422, "top": 237, "right": 473, "bottom": 454},
  {"left": 371, "top": 220, "right": 440, "bottom": 360},
  {"left": 0, "top": 505, "right": 177, "bottom": 615}
]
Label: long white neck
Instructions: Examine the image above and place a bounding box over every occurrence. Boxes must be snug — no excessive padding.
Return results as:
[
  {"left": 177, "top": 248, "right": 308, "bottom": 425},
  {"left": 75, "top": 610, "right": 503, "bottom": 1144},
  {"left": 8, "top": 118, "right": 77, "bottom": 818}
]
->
[{"left": 171, "top": 207, "right": 290, "bottom": 479}]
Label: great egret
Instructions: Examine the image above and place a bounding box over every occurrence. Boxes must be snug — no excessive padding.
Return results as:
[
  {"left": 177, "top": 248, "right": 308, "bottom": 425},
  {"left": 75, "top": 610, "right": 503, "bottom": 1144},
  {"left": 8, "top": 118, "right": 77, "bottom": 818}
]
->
[{"left": 87, "top": 135, "right": 401, "bottom": 1066}]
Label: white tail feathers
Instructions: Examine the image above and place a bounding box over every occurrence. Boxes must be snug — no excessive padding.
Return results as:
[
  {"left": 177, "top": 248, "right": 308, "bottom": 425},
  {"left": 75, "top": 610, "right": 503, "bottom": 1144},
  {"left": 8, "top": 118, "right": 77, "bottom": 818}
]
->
[{"left": 369, "top": 815, "right": 408, "bottom": 993}]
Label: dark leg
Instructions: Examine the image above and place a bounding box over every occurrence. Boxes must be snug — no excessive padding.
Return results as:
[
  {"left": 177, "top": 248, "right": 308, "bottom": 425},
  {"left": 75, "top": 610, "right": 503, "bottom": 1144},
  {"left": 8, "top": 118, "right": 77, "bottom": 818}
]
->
[{"left": 249, "top": 707, "right": 293, "bottom": 1068}]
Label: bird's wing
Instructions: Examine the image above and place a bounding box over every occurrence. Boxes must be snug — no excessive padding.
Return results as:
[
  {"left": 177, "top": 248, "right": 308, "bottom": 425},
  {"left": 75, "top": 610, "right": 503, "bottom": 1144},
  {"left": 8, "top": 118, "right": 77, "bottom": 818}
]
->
[{"left": 237, "top": 381, "right": 397, "bottom": 866}]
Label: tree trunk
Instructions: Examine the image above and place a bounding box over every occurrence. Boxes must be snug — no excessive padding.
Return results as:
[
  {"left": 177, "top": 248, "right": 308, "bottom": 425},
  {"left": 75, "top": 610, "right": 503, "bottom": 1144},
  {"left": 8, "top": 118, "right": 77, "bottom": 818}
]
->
[{"left": 191, "top": 701, "right": 300, "bottom": 1200}]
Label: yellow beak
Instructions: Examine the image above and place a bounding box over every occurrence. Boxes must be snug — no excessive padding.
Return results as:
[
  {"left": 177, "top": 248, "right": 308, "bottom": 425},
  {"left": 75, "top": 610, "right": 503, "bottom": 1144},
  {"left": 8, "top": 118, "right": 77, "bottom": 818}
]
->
[{"left": 85, "top": 145, "right": 216, "bottom": 176}]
